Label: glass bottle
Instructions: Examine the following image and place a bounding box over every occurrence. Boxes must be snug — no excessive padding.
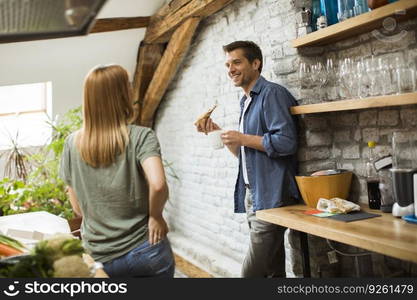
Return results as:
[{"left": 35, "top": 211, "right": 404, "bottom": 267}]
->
[
  {"left": 353, "top": 0, "right": 369, "bottom": 16},
  {"left": 337, "top": 0, "right": 346, "bottom": 22},
  {"left": 320, "top": 0, "right": 339, "bottom": 26},
  {"left": 366, "top": 141, "right": 381, "bottom": 209},
  {"left": 311, "top": 0, "right": 321, "bottom": 31}
]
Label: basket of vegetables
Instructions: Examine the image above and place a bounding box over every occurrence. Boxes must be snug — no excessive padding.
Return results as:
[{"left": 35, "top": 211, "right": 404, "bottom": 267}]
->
[{"left": 0, "top": 234, "right": 95, "bottom": 278}]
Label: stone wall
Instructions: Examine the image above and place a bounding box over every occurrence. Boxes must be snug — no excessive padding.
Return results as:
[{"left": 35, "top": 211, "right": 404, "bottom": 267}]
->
[{"left": 154, "top": 0, "right": 417, "bottom": 277}]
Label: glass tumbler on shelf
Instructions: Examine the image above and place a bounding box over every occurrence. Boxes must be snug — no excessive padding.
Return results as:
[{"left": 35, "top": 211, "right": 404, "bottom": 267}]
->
[
  {"left": 392, "top": 131, "right": 417, "bottom": 170},
  {"left": 396, "top": 67, "right": 416, "bottom": 94}
]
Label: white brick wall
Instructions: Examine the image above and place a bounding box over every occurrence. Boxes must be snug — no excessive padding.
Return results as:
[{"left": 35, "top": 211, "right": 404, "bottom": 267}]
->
[
  {"left": 156, "top": 0, "right": 294, "bottom": 277},
  {"left": 155, "top": 0, "right": 417, "bottom": 277}
]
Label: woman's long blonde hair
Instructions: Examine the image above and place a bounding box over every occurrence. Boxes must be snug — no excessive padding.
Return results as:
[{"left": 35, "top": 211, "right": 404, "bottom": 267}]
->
[{"left": 77, "top": 64, "right": 134, "bottom": 168}]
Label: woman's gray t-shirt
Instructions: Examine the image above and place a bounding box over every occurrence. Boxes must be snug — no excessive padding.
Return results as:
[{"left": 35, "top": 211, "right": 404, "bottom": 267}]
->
[{"left": 59, "top": 125, "right": 161, "bottom": 263}]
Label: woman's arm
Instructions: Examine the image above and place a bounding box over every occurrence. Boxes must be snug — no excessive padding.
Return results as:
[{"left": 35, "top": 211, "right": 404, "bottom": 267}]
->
[
  {"left": 141, "top": 156, "right": 169, "bottom": 245},
  {"left": 67, "top": 186, "right": 82, "bottom": 217}
]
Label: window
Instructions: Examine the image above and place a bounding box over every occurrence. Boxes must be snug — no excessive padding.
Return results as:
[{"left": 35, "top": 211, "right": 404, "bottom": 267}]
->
[{"left": 0, "top": 82, "right": 52, "bottom": 150}]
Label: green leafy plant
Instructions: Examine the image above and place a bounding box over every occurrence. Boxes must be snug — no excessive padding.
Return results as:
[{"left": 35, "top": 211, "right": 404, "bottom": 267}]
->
[
  {"left": 0, "top": 132, "right": 31, "bottom": 181},
  {"left": 0, "top": 107, "right": 82, "bottom": 219}
]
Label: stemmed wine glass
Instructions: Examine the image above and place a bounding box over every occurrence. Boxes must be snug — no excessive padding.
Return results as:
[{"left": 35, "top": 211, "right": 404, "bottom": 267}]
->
[
  {"left": 299, "top": 61, "right": 312, "bottom": 89},
  {"left": 357, "top": 59, "right": 372, "bottom": 99},
  {"left": 339, "top": 58, "right": 356, "bottom": 98}
]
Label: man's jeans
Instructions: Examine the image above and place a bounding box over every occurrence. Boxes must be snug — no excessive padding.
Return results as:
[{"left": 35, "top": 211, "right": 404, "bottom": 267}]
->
[
  {"left": 103, "top": 238, "right": 175, "bottom": 278},
  {"left": 242, "top": 188, "right": 287, "bottom": 278}
]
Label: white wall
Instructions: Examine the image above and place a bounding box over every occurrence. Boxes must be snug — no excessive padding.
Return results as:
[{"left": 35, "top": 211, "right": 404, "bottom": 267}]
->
[{"left": 0, "top": 0, "right": 165, "bottom": 119}]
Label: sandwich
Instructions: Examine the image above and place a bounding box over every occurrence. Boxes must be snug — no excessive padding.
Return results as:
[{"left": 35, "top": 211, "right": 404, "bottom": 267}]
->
[{"left": 194, "top": 104, "right": 217, "bottom": 129}]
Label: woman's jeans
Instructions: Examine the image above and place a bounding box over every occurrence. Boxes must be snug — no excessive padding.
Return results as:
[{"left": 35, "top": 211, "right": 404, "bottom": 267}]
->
[{"left": 103, "top": 238, "right": 175, "bottom": 278}]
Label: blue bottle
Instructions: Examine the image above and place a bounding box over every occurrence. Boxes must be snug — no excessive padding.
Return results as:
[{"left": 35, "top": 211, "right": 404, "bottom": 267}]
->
[
  {"left": 312, "top": 0, "right": 321, "bottom": 31},
  {"left": 320, "top": 0, "right": 339, "bottom": 26}
]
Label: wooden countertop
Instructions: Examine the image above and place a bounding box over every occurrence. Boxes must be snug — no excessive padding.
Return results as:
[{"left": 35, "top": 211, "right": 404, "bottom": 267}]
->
[{"left": 256, "top": 204, "right": 417, "bottom": 264}]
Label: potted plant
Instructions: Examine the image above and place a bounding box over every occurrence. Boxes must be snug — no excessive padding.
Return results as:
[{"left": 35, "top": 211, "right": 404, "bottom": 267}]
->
[{"left": 0, "top": 107, "right": 82, "bottom": 228}]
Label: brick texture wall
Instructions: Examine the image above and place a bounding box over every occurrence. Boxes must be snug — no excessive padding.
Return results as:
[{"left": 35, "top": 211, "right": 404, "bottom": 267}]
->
[{"left": 155, "top": 0, "right": 417, "bottom": 277}]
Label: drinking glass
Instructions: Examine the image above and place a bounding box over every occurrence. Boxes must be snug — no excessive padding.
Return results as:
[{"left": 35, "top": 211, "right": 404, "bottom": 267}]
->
[
  {"left": 299, "top": 62, "right": 312, "bottom": 88},
  {"left": 313, "top": 61, "right": 329, "bottom": 99},
  {"left": 358, "top": 59, "right": 371, "bottom": 98},
  {"left": 326, "top": 58, "right": 336, "bottom": 86},
  {"left": 392, "top": 131, "right": 417, "bottom": 169},
  {"left": 339, "top": 58, "right": 356, "bottom": 98},
  {"left": 368, "top": 56, "right": 380, "bottom": 97},
  {"left": 376, "top": 57, "right": 395, "bottom": 95},
  {"left": 396, "top": 67, "right": 416, "bottom": 94},
  {"left": 316, "top": 62, "right": 328, "bottom": 86}
]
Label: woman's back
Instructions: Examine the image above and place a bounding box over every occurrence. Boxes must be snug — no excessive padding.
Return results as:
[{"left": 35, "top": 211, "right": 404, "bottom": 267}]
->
[{"left": 60, "top": 125, "right": 161, "bottom": 263}]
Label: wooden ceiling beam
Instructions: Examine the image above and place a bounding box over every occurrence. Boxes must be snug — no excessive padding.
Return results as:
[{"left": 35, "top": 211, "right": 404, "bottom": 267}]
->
[
  {"left": 132, "top": 42, "right": 166, "bottom": 124},
  {"left": 144, "top": 0, "right": 235, "bottom": 43},
  {"left": 140, "top": 17, "right": 201, "bottom": 127},
  {"left": 89, "top": 17, "right": 150, "bottom": 34}
]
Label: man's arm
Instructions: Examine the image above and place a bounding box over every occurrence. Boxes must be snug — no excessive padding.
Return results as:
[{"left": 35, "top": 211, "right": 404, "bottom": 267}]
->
[
  {"left": 225, "top": 143, "right": 239, "bottom": 157},
  {"left": 221, "top": 131, "right": 265, "bottom": 153},
  {"left": 261, "top": 88, "right": 298, "bottom": 157}
]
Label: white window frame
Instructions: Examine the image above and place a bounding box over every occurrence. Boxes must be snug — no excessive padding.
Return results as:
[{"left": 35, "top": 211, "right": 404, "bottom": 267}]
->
[{"left": 0, "top": 81, "right": 52, "bottom": 150}]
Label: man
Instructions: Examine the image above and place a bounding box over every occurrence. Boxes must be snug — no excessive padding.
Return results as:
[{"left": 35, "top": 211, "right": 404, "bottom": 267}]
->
[{"left": 196, "top": 41, "right": 300, "bottom": 277}]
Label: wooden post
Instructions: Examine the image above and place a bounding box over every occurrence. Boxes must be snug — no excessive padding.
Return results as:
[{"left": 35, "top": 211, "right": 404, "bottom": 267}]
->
[
  {"left": 89, "top": 17, "right": 150, "bottom": 33},
  {"left": 144, "top": 0, "right": 235, "bottom": 43},
  {"left": 139, "top": 17, "right": 201, "bottom": 127},
  {"left": 132, "top": 42, "right": 165, "bottom": 124}
]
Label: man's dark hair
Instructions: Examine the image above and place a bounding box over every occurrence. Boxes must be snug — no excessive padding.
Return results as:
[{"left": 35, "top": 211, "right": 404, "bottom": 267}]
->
[{"left": 223, "top": 41, "right": 263, "bottom": 73}]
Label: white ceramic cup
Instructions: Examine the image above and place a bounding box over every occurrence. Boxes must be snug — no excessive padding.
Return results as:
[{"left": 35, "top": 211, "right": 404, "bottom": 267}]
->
[{"left": 208, "top": 130, "right": 224, "bottom": 150}]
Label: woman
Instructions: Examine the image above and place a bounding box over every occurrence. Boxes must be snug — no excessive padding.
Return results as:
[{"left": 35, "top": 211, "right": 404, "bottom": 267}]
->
[{"left": 59, "top": 64, "right": 175, "bottom": 277}]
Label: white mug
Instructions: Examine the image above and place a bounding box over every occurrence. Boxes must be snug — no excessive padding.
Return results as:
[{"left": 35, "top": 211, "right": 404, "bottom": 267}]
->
[{"left": 208, "top": 130, "right": 224, "bottom": 150}]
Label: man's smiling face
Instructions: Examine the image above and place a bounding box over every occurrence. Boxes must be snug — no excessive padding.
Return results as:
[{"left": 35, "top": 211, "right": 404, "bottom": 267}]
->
[{"left": 225, "top": 48, "right": 260, "bottom": 90}]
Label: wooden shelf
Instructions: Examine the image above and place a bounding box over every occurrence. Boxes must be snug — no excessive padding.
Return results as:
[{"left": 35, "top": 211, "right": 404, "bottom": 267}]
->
[
  {"left": 290, "top": 92, "right": 417, "bottom": 115},
  {"left": 292, "top": 0, "right": 417, "bottom": 48}
]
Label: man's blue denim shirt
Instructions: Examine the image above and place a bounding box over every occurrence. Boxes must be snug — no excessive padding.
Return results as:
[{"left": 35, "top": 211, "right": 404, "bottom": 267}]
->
[{"left": 234, "top": 76, "right": 300, "bottom": 213}]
